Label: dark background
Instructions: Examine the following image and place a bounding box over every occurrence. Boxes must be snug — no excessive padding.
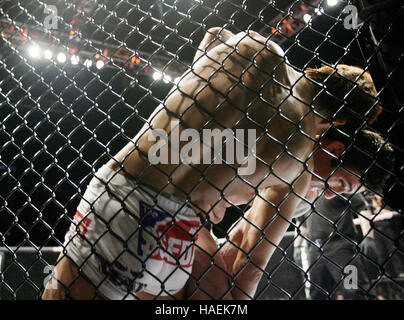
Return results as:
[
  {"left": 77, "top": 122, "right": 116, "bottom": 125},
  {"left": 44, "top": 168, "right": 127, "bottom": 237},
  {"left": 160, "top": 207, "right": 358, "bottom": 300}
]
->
[{"left": 0, "top": 0, "right": 403, "bottom": 248}]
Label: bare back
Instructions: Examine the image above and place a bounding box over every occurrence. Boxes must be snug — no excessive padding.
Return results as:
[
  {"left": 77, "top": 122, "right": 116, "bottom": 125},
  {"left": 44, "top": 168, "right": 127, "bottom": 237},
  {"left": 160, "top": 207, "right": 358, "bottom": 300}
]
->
[{"left": 107, "top": 31, "right": 316, "bottom": 218}]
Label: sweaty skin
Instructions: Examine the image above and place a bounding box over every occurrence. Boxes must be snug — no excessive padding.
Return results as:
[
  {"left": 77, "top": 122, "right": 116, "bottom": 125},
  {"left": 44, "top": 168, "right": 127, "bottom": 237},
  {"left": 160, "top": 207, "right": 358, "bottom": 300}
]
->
[
  {"left": 105, "top": 28, "right": 326, "bottom": 299},
  {"left": 107, "top": 29, "right": 318, "bottom": 224},
  {"left": 43, "top": 28, "right": 358, "bottom": 300}
]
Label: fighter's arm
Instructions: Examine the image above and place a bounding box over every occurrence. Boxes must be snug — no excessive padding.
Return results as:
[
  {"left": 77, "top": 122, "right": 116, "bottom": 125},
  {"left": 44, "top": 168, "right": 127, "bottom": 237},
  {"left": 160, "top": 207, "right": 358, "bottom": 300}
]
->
[
  {"left": 193, "top": 27, "right": 235, "bottom": 63},
  {"left": 221, "top": 171, "right": 311, "bottom": 299}
]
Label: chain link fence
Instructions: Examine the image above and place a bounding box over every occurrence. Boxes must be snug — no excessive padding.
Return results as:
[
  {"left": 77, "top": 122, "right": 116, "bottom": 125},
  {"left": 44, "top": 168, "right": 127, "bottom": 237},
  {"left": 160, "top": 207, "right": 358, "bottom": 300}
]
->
[{"left": 0, "top": 0, "right": 403, "bottom": 300}]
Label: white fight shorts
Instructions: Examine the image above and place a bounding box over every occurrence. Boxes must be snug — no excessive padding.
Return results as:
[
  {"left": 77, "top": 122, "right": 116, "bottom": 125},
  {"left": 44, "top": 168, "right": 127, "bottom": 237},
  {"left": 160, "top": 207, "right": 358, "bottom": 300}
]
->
[{"left": 63, "top": 165, "right": 201, "bottom": 299}]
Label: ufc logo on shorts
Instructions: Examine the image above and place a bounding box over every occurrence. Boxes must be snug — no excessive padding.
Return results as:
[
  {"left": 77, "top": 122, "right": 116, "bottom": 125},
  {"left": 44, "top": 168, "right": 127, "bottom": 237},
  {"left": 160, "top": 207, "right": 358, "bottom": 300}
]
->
[
  {"left": 70, "top": 211, "right": 92, "bottom": 237},
  {"left": 151, "top": 220, "right": 200, "bottom": 268},
  {"left": 138, "top": 201, "right": 200, "bottom": 268},
  {"left": 152, "top": 235, "right": 196, "bottom": 267}
]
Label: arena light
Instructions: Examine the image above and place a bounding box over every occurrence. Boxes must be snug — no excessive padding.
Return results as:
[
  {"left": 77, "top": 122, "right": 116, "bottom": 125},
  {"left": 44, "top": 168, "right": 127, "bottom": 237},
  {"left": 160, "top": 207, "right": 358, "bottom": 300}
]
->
[
  {"left": 96, "top": 60, "right": 104, "bottom": 69},
  {"left": 84, "top": 59, "right": 92, "bottom": 68},
  {"left": 315, "top": 8, "right": 325, "bottom": 15},
  {"left": 153, "top": 71, "right": 162, "bottom": 80},
  {"left": 327, "top": 0, "right": 339, "bottom": 6},
  {"left": 28, "top": 44, "right": 40, "bottom": 58},
  {"left": 71, "top": 55, "right": 80, "bottom": 65},
  {"left": 57, "top": 52, "right": 67, "bottom": 63},
  {"left": 163, "top": 74, "right": 171, "bottom": 84},
  {"left": 44, "top": 49, "right": 52, "bottom": 60},
  {"left": 303, "top": 13, "right": 312, "bottom": 23}
]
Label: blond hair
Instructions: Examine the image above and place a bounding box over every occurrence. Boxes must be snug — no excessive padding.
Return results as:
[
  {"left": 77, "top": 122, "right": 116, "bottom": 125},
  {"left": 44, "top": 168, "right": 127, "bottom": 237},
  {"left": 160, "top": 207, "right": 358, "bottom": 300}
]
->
[{"left": 305, "top": 64, "right": 383, "bottom": 128}]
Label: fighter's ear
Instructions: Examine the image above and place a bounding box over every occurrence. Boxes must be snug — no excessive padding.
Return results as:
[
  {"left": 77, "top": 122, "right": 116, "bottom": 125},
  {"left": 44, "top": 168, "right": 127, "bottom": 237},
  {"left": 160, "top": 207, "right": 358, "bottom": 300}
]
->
[{"left": 321, "top": 139, "right": 345, "bottom": 157}]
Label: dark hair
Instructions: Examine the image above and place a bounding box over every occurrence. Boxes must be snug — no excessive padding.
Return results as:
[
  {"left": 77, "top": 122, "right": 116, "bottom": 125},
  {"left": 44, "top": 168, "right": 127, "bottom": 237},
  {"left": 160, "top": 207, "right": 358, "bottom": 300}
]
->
[
  {"left": 324, "top": 127, "right": 394, "bottom": 194},
  {"left": 305, "top": 64, "right": 383, "bottom": 130}
]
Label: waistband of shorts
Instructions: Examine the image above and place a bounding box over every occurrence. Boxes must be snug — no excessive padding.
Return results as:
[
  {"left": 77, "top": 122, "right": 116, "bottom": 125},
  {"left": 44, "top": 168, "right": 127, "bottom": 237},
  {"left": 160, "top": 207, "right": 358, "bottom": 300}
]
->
[{"left": 94, "top": 165, "right": 197, "bottom": 218}]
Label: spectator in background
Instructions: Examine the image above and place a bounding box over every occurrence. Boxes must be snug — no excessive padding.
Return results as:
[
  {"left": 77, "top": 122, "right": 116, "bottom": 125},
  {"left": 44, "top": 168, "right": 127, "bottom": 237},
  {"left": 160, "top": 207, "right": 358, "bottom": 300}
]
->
[
  {"left": 375, "top": 284, "right": 388, "bottom": 300},
  {"left": 353, "top": 194, "right": 380, "bottom": 280},
  {"left": 354, "top": 192, "right": 404, "bottom": 299},
  {"left": 371, "top": 194, "right": 404, "bottom": 279},
  {"left": 335, "top": 291, "right": 345, "bottom": 300},
  {"left": 305, "top": 192, "right": 373, "bottom": 300},
  {"left": 393, "top": 288, "right": 404, "bottom": 300}
]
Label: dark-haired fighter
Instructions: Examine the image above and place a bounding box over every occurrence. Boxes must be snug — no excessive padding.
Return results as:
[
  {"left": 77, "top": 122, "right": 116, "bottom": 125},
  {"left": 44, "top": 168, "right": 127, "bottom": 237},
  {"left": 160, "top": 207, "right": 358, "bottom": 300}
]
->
[{"left": 42, "top": 28, "right": 393, "bottom": 300}]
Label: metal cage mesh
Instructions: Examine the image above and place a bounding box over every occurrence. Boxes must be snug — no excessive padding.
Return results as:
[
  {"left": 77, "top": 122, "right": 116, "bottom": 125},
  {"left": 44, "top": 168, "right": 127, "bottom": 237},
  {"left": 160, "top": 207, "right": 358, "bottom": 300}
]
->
[{"left": 0, "top": 0, "right": 403, "bottom": 300}]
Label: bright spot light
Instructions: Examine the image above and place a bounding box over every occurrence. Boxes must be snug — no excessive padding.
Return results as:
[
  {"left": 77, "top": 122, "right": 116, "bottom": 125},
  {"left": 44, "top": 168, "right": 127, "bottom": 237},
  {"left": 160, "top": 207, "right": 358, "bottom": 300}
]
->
[
  {"left": 315, "top": 8, "right": 325, "bottom": 15},
  {"left": 153, "top": 71, "right": 162, "bottom": 80},
  {"left": 163, "top": 74, "right": 171, "bottom": 84},
  {"left": 327, "top": 0, "right": 339, "bottom": 6},
  {"left": 303, "top": 14, "right": 312, "bottom": 23},
  {"left": 84, "top": 59, "right": 92, "bottom": 68},
  {"left": 57, "top": 52, "right": 67, "bottom": 63},
  {"left": 29, "top": 45, "right": 40, "bottom": 58},
  {"left": 96, "top": 60, "right": 104, "bottom": 69},
  {"left": 71, "top": 55, "right": 80, "bottom": 65},
  {"left": 44, "top": 49, "right": 52, "bottom": 59}
]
